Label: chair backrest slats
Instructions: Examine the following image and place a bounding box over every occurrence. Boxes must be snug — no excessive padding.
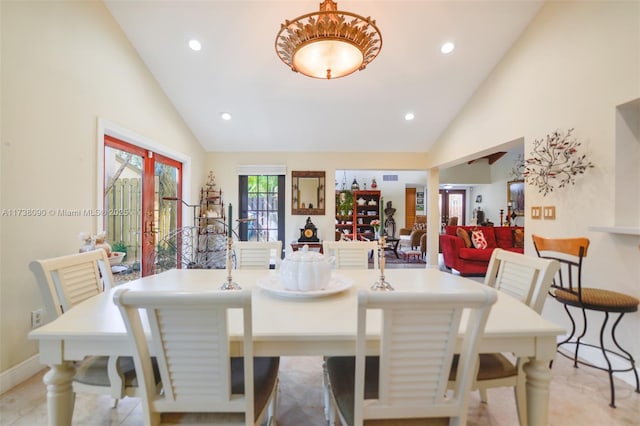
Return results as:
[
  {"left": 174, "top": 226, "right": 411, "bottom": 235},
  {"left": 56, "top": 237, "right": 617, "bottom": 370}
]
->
[
  {"left": 114, "top": 289, "right": 254, "bottom": 421},
  {"left": 485, "top": 248, "right": 560, "bottom": 314},
  {"left": 234, "top": 241, "right": 282, "bottom": 270},
  {"left": 354, "top": 289, "right": 497, "bottom": 425},
  {"left": 322, "top": 241, "right": 377, "bottom": 269},
  {"left": 153, "top": 306, "right": 229, "bottom": 401},
  {"left": 30, "top": 250, "right": 113, "bottom": 319}
]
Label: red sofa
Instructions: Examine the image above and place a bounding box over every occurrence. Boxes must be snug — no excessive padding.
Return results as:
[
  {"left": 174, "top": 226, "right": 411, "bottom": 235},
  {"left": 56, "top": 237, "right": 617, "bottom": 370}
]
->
[{"left": 439, "top": 225, "right": 524, "bottom": 276}]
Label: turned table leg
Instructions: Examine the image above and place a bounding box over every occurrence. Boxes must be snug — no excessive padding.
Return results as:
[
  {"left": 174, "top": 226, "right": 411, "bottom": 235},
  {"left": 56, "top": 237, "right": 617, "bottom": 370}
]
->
[
  {"left": 522, "top": 358, "right": 553, "bottom": 426},
  {"left": 43, "top": 362, "right": 76, "bottom": 426}
]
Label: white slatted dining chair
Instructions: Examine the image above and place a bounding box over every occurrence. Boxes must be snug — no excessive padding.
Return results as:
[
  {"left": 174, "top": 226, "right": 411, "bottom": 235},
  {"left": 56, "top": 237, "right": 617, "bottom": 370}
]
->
[
  {"left": 29, "top": 250, "right": 146, "bottom": 408},
  {"left": 451, "top": 248, "right": 560, "bottom": 426},
  {"left": 234, "top": 241, "right": 282, "bottom": 270},
  {"left": 327, "top": 288, "right": 497, "bottom": 426},
  {"left": 320, "top": 240, "right": 378, "bottom": 419},
  {"left": 322, "top": 240, "right": 378, "bottom": 269},
  {"left": 113, "top": 288, "right": 280, "bottom": 426}
]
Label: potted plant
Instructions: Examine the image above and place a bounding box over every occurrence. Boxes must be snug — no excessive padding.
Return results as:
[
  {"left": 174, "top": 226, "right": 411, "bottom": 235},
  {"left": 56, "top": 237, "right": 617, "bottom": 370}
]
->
[{"left": 336, "top": 190, "right": 354, "bottom": 216}]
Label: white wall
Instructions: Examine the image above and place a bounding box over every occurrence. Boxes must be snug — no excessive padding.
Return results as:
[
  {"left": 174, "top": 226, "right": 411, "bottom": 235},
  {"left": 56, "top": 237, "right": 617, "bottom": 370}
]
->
[
  {"left": 0, "top": 1, "right": 206, "bottom": 378},
  {"left": 428, "top": 1, "right": 640, "bottom": 377}
]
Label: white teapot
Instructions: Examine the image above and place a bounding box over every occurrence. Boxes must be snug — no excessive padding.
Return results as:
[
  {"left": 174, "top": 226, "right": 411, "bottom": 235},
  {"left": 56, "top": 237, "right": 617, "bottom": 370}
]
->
[{"left": 280, "top": 245, "right": 333, "bottom": 292}]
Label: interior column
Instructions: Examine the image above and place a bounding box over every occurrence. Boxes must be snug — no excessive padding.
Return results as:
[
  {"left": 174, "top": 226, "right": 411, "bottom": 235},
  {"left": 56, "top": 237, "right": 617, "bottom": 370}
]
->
[{"left": 426, "top": 168, "right": 440, "bottom": 268}]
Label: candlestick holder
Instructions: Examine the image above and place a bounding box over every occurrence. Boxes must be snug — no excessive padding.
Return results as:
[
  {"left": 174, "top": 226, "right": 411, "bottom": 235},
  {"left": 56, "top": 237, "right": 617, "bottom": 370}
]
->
[
  {"left": 371, "top": 235, "right": 394, "bottom": 291},
  {"left": 220, "top": 236, "right": 241, "bottom": 290}
]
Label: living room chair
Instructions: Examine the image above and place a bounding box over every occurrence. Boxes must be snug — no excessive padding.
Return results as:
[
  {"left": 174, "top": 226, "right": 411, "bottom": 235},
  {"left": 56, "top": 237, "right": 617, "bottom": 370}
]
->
[
  {"left": 29, "top": 250, "right": 148, "bottom": 408},
  {"left": 326, "top": 288, "right": 497, "bottom": 426},
  {"left": 233, "top": 240, "right": 282, "bottom": 270},
  {"left": 399, "top": 215, "right": 426, "bottom": 250},
  {"left": 532, "top": 234, "right": 640, "bottom": 408},
  {"left": 420, "top": 232, "right": 427, "bottom": 258},
  {"left": 449, "top": 248, "right": 560, "bottom": 425},
  {"left": 113, "top": 288, "right": 279, "bottom": 426},
  {"left": 322, "top": 240, "right": 378, "bottom": 269}
]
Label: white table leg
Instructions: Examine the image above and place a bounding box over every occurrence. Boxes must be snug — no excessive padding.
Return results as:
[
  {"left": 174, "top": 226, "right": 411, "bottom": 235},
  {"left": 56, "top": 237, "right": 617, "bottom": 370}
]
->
[
  {"left": 43, "top": 362, "right": 76, "bottom": 426},
  {"left": 522, "top": 358, "right": 553, "bottom": 426}
]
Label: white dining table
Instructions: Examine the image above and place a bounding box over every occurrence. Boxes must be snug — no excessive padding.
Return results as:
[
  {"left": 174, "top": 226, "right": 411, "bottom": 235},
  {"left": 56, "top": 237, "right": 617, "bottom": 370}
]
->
[{"left": 29, "top": 268, "right": 564, "bottom": 426}]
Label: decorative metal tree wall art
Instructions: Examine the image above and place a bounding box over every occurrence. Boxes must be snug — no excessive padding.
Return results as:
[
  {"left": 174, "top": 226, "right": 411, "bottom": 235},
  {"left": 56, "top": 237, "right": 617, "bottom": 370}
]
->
[
  {"left": 510, "top": 154, "right": 525, "bottom": 180},
  {"left": 523, "top": 128, "right": 594, "bottom": 196}
]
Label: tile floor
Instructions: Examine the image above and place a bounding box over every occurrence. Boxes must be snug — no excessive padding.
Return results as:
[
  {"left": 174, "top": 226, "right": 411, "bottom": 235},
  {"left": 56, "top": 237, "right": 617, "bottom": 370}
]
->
[{"left": 1, "top": 354, "right": 638, "bottom": 425}]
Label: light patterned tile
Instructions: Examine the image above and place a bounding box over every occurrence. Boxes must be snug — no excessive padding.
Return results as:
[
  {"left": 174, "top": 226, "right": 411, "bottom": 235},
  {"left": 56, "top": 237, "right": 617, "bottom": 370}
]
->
[{"left": 1, "top": 354, "right": 638, "bottom": 425}]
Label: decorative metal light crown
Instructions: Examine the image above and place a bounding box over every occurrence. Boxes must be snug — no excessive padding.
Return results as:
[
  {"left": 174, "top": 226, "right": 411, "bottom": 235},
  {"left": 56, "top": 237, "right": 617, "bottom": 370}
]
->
[{"left": 275, "top": 0, "right": 382, "bottom": 79}]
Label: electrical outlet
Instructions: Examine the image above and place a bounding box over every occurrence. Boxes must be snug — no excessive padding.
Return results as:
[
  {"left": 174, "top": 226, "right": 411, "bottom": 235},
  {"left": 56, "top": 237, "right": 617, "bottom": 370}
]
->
[{"left": 31, "top": 309, "right": 43, "bottom": 329}]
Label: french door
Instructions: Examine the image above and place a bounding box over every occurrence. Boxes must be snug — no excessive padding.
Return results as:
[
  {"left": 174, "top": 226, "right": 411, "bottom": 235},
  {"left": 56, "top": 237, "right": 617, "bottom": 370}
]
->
[
  {"left": 439, "top": 189, "right": 465, "bottom": 228},
  {"left": 238, "top": 175, "right": 284, "bottom": 242},
  {"left": 103, "top": 136, "right": 182, "bottom": 278}
]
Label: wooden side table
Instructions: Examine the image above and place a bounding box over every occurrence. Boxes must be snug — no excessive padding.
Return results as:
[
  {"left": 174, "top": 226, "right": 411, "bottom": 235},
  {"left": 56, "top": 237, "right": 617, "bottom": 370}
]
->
[
  {"left": 384, "top": 237, "right": 400, "bottom": 259},
  {"left": 290, "top": 242, "right": 323, "bottom": 254}
]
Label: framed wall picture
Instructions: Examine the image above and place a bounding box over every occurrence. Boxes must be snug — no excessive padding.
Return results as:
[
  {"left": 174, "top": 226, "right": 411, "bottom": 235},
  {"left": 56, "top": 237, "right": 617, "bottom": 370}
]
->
[
  {"left": 416, "top": 191, "right": 425, "bottom": 211},
  {"left": 507, "top": 180, "right": 525, "bottom": 216}
]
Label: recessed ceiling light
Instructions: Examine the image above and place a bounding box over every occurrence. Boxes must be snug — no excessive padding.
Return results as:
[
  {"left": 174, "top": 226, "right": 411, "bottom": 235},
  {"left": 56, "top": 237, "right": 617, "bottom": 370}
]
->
[
  {"left": 188, "top": 39, "right": 202, "bottom": 51},
  {"left": 441, "top": 42, "right": 455, "bottom": 54},
  {"left": 220, "top": 112, "right": 232, "bottom": 121},
  {"left": 404, "top": 112, "right": 415, "bottom": 121}
]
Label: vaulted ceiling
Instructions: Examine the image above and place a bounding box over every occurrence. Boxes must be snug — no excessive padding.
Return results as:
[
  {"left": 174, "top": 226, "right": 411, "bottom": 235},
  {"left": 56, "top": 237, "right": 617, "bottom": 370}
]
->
[{"left": 104, "top": 1, "right": 543, "bottom": 153}]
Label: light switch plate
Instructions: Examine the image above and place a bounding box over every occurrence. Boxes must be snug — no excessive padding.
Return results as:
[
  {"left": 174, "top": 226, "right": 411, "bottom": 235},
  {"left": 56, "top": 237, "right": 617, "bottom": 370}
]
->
[
  {"left": 543, "top": 206, "right": 556, "bottom": 220},
  {"left": 531, "top": 206, "right": 542, "bottom": 219}
]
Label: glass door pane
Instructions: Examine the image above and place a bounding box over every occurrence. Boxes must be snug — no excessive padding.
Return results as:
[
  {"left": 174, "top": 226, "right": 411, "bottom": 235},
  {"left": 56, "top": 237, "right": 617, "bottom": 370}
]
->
[
  {"left": 104, "top": 144, "right": 144, "bottom": 281},
  {"left": 240, "top": 175, "right": 284, "bottom": 243},
  {"left": 447, "top": 192, "right": 464, "bottom": 222},
  {"left": 439, "top": 189, "right": 466, "bottom": 229},
  {"left": 245, "top": 175, "right": 279, "bottom": 241},
  {"left": 154, "top": 158, "right": 182, "bottom": 273}
]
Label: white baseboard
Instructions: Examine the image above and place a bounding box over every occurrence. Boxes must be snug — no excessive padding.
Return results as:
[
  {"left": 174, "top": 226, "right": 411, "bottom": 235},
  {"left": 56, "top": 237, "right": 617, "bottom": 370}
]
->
[{"left": 0, "top": 355, "right": 46, "bottom": 395}]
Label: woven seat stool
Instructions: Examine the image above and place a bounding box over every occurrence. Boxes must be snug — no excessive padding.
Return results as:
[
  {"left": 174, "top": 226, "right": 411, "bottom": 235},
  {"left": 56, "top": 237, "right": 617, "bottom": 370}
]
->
[{"left": 533, "top": 234, "right": 640, "bottom": 408}]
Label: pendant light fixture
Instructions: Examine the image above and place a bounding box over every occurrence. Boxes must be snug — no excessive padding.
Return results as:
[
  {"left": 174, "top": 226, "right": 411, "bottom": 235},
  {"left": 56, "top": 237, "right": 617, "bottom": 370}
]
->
[{"left": 275, "top": 0, "right": 382, "bottom": 80}]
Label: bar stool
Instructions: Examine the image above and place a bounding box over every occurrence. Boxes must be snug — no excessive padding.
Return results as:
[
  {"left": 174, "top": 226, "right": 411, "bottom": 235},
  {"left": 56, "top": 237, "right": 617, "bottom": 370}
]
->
[{"left": 532, "top": 234, "right": 640, "bottom": 407}]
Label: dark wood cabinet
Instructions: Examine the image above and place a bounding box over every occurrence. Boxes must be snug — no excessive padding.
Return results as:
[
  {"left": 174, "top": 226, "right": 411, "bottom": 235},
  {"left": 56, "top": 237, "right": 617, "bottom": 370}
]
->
[{"left": 335, "top": 190, "right": 381, "bottom": 241}]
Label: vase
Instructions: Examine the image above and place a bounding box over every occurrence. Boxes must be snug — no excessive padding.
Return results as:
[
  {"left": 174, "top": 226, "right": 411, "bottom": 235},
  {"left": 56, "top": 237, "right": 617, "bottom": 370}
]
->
[{"left": 371, "top": 178, "right": 377, "bottom": 189}]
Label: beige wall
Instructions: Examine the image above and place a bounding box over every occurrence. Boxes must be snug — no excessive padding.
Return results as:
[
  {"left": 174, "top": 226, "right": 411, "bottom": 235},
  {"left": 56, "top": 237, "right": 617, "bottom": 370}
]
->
[
  {"left": 0, "top": 1, "right": 206, "bottom": 376},
  {"left": 429, "top": 1, "right": 640, "bottom": 367},
  {"left": 207, "top": 152, "right": 429, "bottom": 245}
]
